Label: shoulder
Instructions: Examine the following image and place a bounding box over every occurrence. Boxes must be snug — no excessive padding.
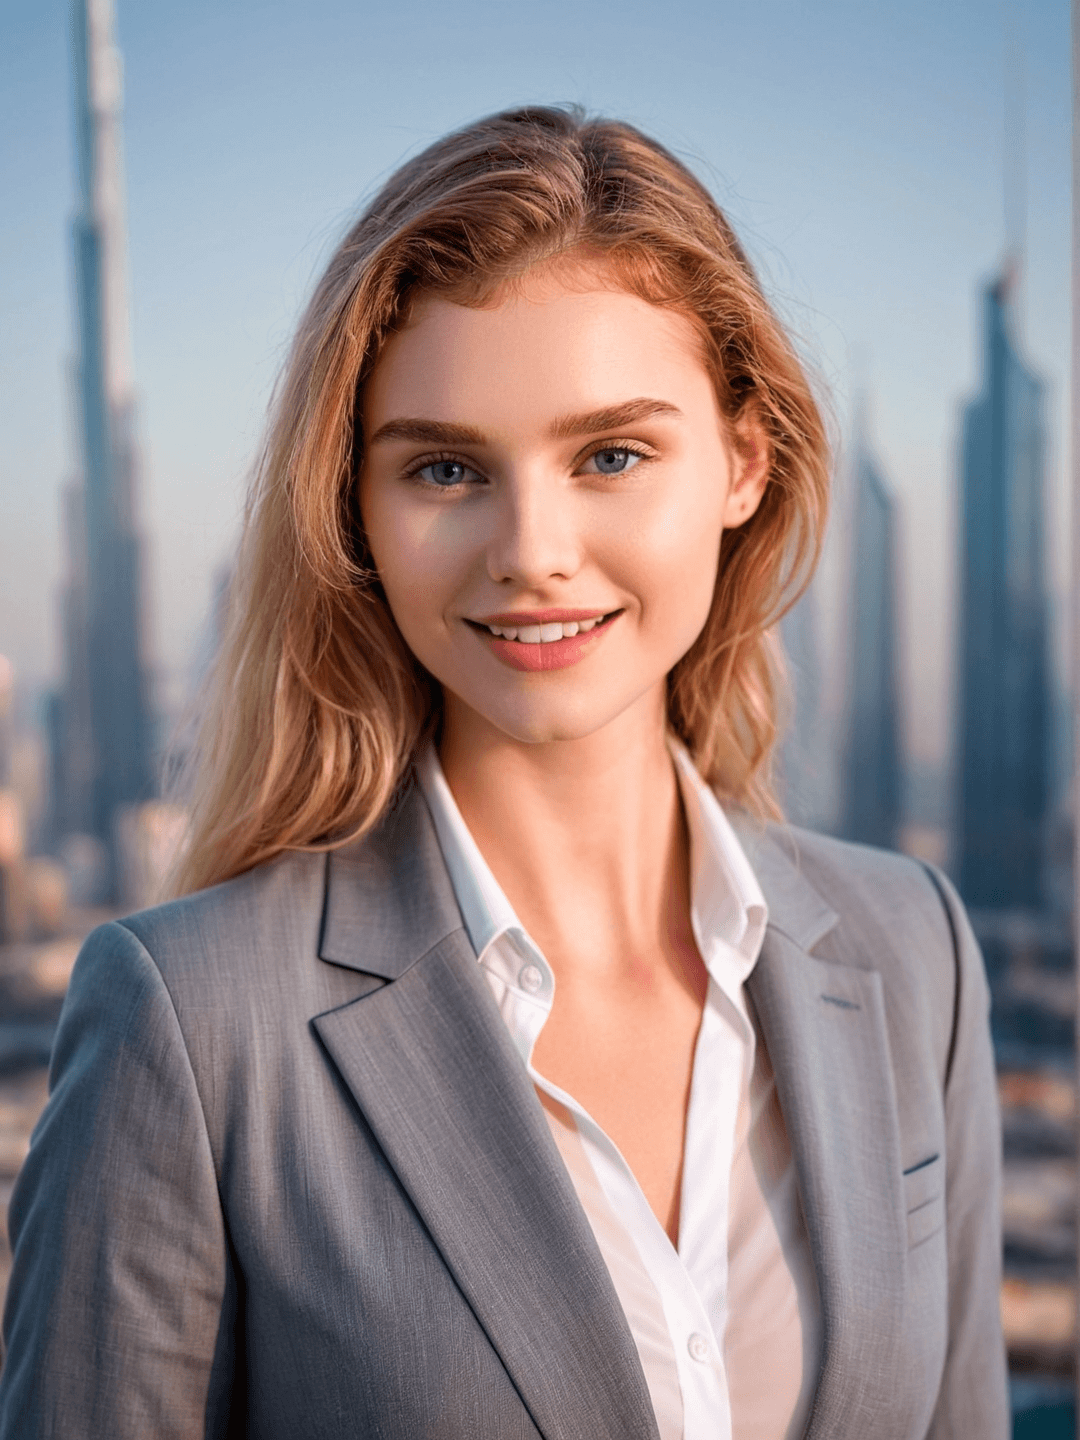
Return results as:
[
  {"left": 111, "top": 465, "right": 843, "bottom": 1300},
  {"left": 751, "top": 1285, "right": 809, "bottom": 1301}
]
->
[
  {"left": 779, "top": 825, "right": 979, "bottom": 983},
  {"left": 734, "top": 813, "right": 959, "bottom": 960},
  {"left": 758, "top": 824, "right": 988, "bottom": 1081},
  {"left": 67, "top": 776, "right": 457, "bottom": 1026},
  {"left": 770, "top": 824, "right": 957, "bottom": 936},
  {"left": 67, "top": 849, "right": 332, "bottom": 1029},
  {"left": 119, "top": 849, "right": 329, "bottom": 978}
]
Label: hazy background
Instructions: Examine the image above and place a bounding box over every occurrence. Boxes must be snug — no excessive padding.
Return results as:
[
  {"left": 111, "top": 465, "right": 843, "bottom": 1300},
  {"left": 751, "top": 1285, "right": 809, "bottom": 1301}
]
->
[
  {"left": 0, "top": 0, "right": 1075, "bottom": 1407},
  {"left": 1, "top": 0, "right": 1070, "bottom": 790}
]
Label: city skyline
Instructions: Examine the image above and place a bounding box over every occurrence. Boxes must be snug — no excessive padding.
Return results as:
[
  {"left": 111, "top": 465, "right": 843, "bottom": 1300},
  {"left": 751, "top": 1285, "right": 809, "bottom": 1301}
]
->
[
  {"left": 839, "top": 421, "right": 902, "bottom": 852},
  {"left": 956, "top": 262, "right": 1052, "bottom": 907},
  {"left": 0, "top": 0, "right": 1071, "bottom": 782}
]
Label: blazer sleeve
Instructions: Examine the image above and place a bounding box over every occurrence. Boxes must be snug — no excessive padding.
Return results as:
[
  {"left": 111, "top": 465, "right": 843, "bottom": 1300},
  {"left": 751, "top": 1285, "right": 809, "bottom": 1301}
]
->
[
  {"left": 921, "top": 865, "right": 1010, "bottom": 1440},
  {"left": 0, "top": 921, "right": 237, "bottom": 1439}
]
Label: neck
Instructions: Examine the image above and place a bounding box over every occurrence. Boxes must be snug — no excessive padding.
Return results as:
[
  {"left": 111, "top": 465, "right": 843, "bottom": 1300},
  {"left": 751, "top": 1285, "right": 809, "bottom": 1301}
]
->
[{"left": 438, "top": 690, "right": 691, "bottom": 980}]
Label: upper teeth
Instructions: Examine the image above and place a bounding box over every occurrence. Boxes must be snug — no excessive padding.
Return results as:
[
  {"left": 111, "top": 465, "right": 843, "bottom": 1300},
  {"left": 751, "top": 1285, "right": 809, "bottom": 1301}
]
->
[{"left": 485, "top": 616, "right": 605, "bottom": 642}]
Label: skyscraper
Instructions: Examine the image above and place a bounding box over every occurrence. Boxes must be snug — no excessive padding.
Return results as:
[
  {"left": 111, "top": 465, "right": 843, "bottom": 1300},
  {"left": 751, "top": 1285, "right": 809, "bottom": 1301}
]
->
[
  {"left": 840, "top": 418, "right": 902, "bottom": 850},
  {"left": 955, "top": 264, "right": 1050, "bottom": 908},
  {"left": 49, "top": 0, "right": 153, "bottom": 885},
  {"left": 779, "top": 589, "right": 830, "bottom": 831}
]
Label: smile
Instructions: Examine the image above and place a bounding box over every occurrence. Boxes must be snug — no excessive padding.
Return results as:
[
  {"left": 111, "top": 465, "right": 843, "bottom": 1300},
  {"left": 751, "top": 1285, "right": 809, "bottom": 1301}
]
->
[
  {"left": 466, "top": 611, "right": 622, "bottom": 672},
  {"left": 484, "top": 616, "right": 605, "bottom": 643}
]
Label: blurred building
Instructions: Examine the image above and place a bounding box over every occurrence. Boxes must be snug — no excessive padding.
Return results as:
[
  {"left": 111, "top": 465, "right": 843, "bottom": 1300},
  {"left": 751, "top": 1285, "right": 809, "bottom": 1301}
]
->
[
  {"left": 0, "top": 657, "right": 23, "bottom": 938},
  {"left": 779, "top": 590, "right": 832, "bottom": 832},
  {"left": 0, "top": 657, "right": 11, "bottom": 789},
  {"left": 0, "top": 660, "right": 69, "bottom": 940},
  {"left": 48, "top": 0, "right": 154, "bottom": 894},
  {"left": 954, "top": 263, "right": 1051, "bottom": 908},
  {"left": 839, "top": 421, "right": 902, "bottom": 851}
]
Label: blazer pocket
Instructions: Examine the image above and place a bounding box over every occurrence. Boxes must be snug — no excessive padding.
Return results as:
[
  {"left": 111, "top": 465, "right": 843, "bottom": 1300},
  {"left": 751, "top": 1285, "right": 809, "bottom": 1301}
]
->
[{"left": 903, "top": 1154, "right": 944, "bottom": 1249}]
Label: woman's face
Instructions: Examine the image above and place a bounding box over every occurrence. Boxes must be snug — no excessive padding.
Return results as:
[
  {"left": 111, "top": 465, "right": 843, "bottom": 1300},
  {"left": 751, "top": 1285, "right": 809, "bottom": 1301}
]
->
[{"left": 359, "top": 259, "right": 769, "bottom": 749}]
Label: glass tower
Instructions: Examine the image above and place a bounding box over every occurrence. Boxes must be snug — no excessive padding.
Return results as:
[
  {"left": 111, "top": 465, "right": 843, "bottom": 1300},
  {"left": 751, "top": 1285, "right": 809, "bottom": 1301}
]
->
[
  {"left": 955, "top": 265, "right": 1050, "bottom": 908},
  {"left": 840, "top": 432, "right": 902, "bottom": 851},
  {"left": 51, "top": 0, "right": 153, "bottom": 885}
]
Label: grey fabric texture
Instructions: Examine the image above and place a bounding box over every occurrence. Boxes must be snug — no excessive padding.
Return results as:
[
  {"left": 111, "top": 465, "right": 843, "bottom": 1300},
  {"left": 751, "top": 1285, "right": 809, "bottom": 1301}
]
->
[
  {"left": 736, "top": 821, "right": 1008, "bottom": 1438},
  {"left": 0, "top": 781, "right": 1007, "bottom": 1438}
]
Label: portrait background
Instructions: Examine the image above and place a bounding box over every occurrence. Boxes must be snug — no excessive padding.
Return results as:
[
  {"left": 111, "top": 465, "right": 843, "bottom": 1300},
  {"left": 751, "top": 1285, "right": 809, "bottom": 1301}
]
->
[{"left": 0, "top": 0, "right": 1072, "bottom": 1418}]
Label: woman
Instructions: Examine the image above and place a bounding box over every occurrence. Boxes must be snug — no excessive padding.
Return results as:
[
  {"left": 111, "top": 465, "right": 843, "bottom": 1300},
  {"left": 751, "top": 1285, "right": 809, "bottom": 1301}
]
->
[{"left": 1, "top": 107, "right": 1006, "bottom": 1438}]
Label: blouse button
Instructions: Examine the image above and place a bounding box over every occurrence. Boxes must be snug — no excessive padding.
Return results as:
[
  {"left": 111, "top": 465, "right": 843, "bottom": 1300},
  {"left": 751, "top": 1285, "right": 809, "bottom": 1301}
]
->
[
  {"left": 687, "top": 1332, "right": 710, "bottom": 1364},
  {"left": 518, "top": 964, "right": 544, "bottom": 994}
]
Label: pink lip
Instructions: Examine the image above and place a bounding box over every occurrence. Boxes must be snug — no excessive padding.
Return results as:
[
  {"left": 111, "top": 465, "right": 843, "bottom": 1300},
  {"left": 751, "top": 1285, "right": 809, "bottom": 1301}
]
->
[
  {"left": 472, "top": 607, "right": 617, "bottom": 626},
  {"left": 474, "top": 611, "right": 621, "bottom": 673}
]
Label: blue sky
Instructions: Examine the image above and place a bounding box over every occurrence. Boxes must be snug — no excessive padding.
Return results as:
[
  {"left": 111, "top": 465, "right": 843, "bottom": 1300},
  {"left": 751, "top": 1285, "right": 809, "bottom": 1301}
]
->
[{"left": 0, "top": 0, "right": 1070, "bottom": 771}]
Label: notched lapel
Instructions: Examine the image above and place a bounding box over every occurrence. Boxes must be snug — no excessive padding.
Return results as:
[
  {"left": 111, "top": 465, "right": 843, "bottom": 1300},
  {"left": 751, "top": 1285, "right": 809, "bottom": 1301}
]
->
[
  {"left": 319, "top": 779, "right": 466, "bottom": 980},
  {"left": 313, "top": 927, "right": 659, "bottom": 1440},
  {"left": 749, "top": 928, "right": 907, "bottom": 1439}
]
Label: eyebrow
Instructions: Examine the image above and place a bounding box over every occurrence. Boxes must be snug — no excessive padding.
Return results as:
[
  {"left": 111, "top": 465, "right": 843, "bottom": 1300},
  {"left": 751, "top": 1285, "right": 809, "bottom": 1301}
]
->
[{"left": 366, "top": 397, "right": 682, "bottom": 447}]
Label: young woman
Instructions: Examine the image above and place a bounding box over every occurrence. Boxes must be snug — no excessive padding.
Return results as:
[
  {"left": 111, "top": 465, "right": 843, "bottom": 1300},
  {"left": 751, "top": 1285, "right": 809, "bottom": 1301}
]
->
[{"left": 0, "top": 107, "right": 1007, "bottom": 1439}]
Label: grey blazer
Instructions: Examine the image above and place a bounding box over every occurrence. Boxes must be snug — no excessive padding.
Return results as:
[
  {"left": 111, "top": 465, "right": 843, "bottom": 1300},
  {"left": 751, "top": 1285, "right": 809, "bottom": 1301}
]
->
[{"left": 0, "top": 778, "right": 1008, "bottom": 1438}]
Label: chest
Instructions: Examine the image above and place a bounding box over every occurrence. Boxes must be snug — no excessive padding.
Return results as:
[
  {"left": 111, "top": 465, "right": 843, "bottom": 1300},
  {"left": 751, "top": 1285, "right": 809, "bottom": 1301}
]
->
[
  {"left": 530, "top": 942, "right": 710, "bottom": 1240},
  {"left": 197, "top": 928, "right": 953, "bottom": 1440}
]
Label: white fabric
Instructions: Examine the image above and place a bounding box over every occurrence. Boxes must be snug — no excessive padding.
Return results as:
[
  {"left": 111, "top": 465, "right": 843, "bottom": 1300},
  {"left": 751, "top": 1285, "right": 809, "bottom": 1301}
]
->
[{"left": 418, "top": 741, "right": 821, "bottom": 1440}]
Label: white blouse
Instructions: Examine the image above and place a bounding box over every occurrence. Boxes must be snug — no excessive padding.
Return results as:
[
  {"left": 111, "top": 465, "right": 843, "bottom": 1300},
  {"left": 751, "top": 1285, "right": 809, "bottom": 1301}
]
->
[{"left": 418, "top": 741, "right": 822, "bottom": 1440}]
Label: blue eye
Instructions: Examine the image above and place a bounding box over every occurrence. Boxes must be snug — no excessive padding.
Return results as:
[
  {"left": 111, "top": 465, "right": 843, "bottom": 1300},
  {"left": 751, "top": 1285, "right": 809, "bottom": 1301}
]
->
[
  {"left": 587, "top": 448, "right": 642, "bottom": 475},
  {"left": 423, "top": 460, "right": 469, "bottom": 486}
]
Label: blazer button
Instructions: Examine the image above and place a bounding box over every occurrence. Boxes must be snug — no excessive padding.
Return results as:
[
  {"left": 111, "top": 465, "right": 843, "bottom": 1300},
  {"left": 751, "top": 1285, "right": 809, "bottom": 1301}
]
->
[
  {"left": 519, "top": 964, "right": 544, "bottom": 994},
  {"left": 687, "top": 1333, "right": 710, "bottom": 1364}
]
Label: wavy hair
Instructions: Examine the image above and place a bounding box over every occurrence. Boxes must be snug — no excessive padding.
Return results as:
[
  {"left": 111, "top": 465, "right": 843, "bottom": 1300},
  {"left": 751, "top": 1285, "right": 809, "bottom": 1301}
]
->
[{"left": 173, "top": 104, "right": 830, "bottom": 895}]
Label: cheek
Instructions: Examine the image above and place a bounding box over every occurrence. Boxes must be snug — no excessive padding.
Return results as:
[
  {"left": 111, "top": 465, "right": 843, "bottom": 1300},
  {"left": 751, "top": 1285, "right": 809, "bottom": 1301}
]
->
[
  {"left": 617, "top": 486, "right": 725, "bottom": 636},
  {"left": 362, "top": 481, "right": 413, "bottom": 568},
  {"left": 362, "top": 487, "right": 449, "bottom": 617},
  {"left": 361, "top": 489, "right": 493, "bottom": 671}
]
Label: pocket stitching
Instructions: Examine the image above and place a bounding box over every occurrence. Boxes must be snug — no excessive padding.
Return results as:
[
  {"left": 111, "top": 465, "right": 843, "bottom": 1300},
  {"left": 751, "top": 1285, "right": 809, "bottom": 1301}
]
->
[
  {"left": 907, "top": 1199, "right": 944, "bottom": 1249},
  {"left": 903, "top": 1154, "right": 944, "bottom": 1248}
]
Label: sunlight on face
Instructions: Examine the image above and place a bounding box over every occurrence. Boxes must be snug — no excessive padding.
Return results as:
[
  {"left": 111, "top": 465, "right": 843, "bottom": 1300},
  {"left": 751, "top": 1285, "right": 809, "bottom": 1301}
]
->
[{"left": 359, "top": 259, "right": 768, "bottom": 749}]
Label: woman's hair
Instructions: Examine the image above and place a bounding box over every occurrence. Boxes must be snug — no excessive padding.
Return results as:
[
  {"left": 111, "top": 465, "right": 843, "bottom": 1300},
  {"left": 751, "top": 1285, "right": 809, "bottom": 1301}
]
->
[{"left": 172, "top": 104, "right": 830, "bottom": 896}]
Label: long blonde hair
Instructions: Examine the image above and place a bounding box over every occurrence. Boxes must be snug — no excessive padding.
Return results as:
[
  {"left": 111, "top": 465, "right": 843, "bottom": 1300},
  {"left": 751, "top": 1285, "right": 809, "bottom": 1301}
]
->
[{"left": 173, "top": 105, "right": 830, "bottom": 896}]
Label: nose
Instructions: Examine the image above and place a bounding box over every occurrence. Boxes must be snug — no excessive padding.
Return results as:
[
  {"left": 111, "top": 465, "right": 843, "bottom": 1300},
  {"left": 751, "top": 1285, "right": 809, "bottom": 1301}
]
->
[{"left": 485, "top": 472, "right": 583, "bottom": 587}]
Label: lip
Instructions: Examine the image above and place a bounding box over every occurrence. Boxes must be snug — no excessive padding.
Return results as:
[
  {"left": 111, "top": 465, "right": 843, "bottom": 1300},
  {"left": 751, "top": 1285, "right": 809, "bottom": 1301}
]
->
[
  {"left": 468, "top": 610, "right": 622, "bottom": 673},
  {"left": 471, "top": 607, "right": 617, "bottom": 627}
]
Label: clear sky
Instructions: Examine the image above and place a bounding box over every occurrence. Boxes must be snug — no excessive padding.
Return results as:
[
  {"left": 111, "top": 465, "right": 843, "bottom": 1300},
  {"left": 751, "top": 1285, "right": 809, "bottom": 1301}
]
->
[{"left": 0, "top": 0, "right": 1070, "bottom": 773}]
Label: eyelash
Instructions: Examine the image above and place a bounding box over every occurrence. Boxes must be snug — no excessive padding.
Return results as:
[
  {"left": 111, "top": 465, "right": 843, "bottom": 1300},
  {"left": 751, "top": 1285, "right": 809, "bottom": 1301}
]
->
[{"left": 403, "top": 440, "right": 656, "bottom": 490}]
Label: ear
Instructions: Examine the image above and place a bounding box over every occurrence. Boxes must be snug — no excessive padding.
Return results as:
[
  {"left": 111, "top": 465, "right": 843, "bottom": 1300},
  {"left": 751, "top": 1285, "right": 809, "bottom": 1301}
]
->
[{"left": 721, "top": 410, "right": 771, "bottom": 528}]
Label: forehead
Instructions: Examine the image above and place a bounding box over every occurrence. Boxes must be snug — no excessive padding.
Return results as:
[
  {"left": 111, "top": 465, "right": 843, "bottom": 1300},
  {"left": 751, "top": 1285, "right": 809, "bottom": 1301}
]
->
[{"left": 363, "top": 262, "right": 717, "bottom": 430}]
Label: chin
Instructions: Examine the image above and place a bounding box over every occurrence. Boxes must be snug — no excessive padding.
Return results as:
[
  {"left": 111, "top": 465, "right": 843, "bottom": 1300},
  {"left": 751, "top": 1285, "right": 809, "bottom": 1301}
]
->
[
  {"left": 462, "top": 687, "right": 647, "bottom": 747},
  {"left": 493, "top": 715, "right": 606, "bottom": 746}
]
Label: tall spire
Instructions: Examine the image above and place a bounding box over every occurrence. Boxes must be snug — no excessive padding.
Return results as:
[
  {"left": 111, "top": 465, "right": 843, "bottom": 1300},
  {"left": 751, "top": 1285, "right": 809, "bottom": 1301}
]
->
[
  {"left": 1002, "top": 14, "right": 1026, "bottom": 330},
  {"left": 74, "top": 0, "right": 133, "bottom": 409},
  {"left": 51, "top": 0, "right": 153, "bottom": 891}
]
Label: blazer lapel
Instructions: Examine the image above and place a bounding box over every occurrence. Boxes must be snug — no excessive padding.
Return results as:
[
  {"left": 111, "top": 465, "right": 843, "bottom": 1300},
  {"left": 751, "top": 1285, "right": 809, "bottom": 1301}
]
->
[
  {"left": 740, "top": 825, "right": 908, "bottom": 1438},
  {"left": 313, "top": 781, "right": 659, "bottom": 1440}
]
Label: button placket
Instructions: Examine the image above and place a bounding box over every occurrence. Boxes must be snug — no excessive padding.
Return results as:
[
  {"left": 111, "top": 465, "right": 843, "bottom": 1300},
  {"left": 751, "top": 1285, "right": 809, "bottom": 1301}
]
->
[
  {"left": 518, "top": 962, "right": 544, "bottom": 995},
  {"left": 687, "top": 1332, "right": 711, "bottom": 1364}
]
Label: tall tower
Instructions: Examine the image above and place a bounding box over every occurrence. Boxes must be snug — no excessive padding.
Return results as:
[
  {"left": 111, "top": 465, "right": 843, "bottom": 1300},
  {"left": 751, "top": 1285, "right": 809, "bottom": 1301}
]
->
[
  {"left": 779, "top": 590, "right": 829, "bottom": 831},
  {"left": 955, "top": 264, "right": 1050, "bottom": 907},
  {"left": 52, "top": 0, "right": 153, "bottom": 882},
  {"left": 839, "top": 412, "right": 902, "bottom": 851}
]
